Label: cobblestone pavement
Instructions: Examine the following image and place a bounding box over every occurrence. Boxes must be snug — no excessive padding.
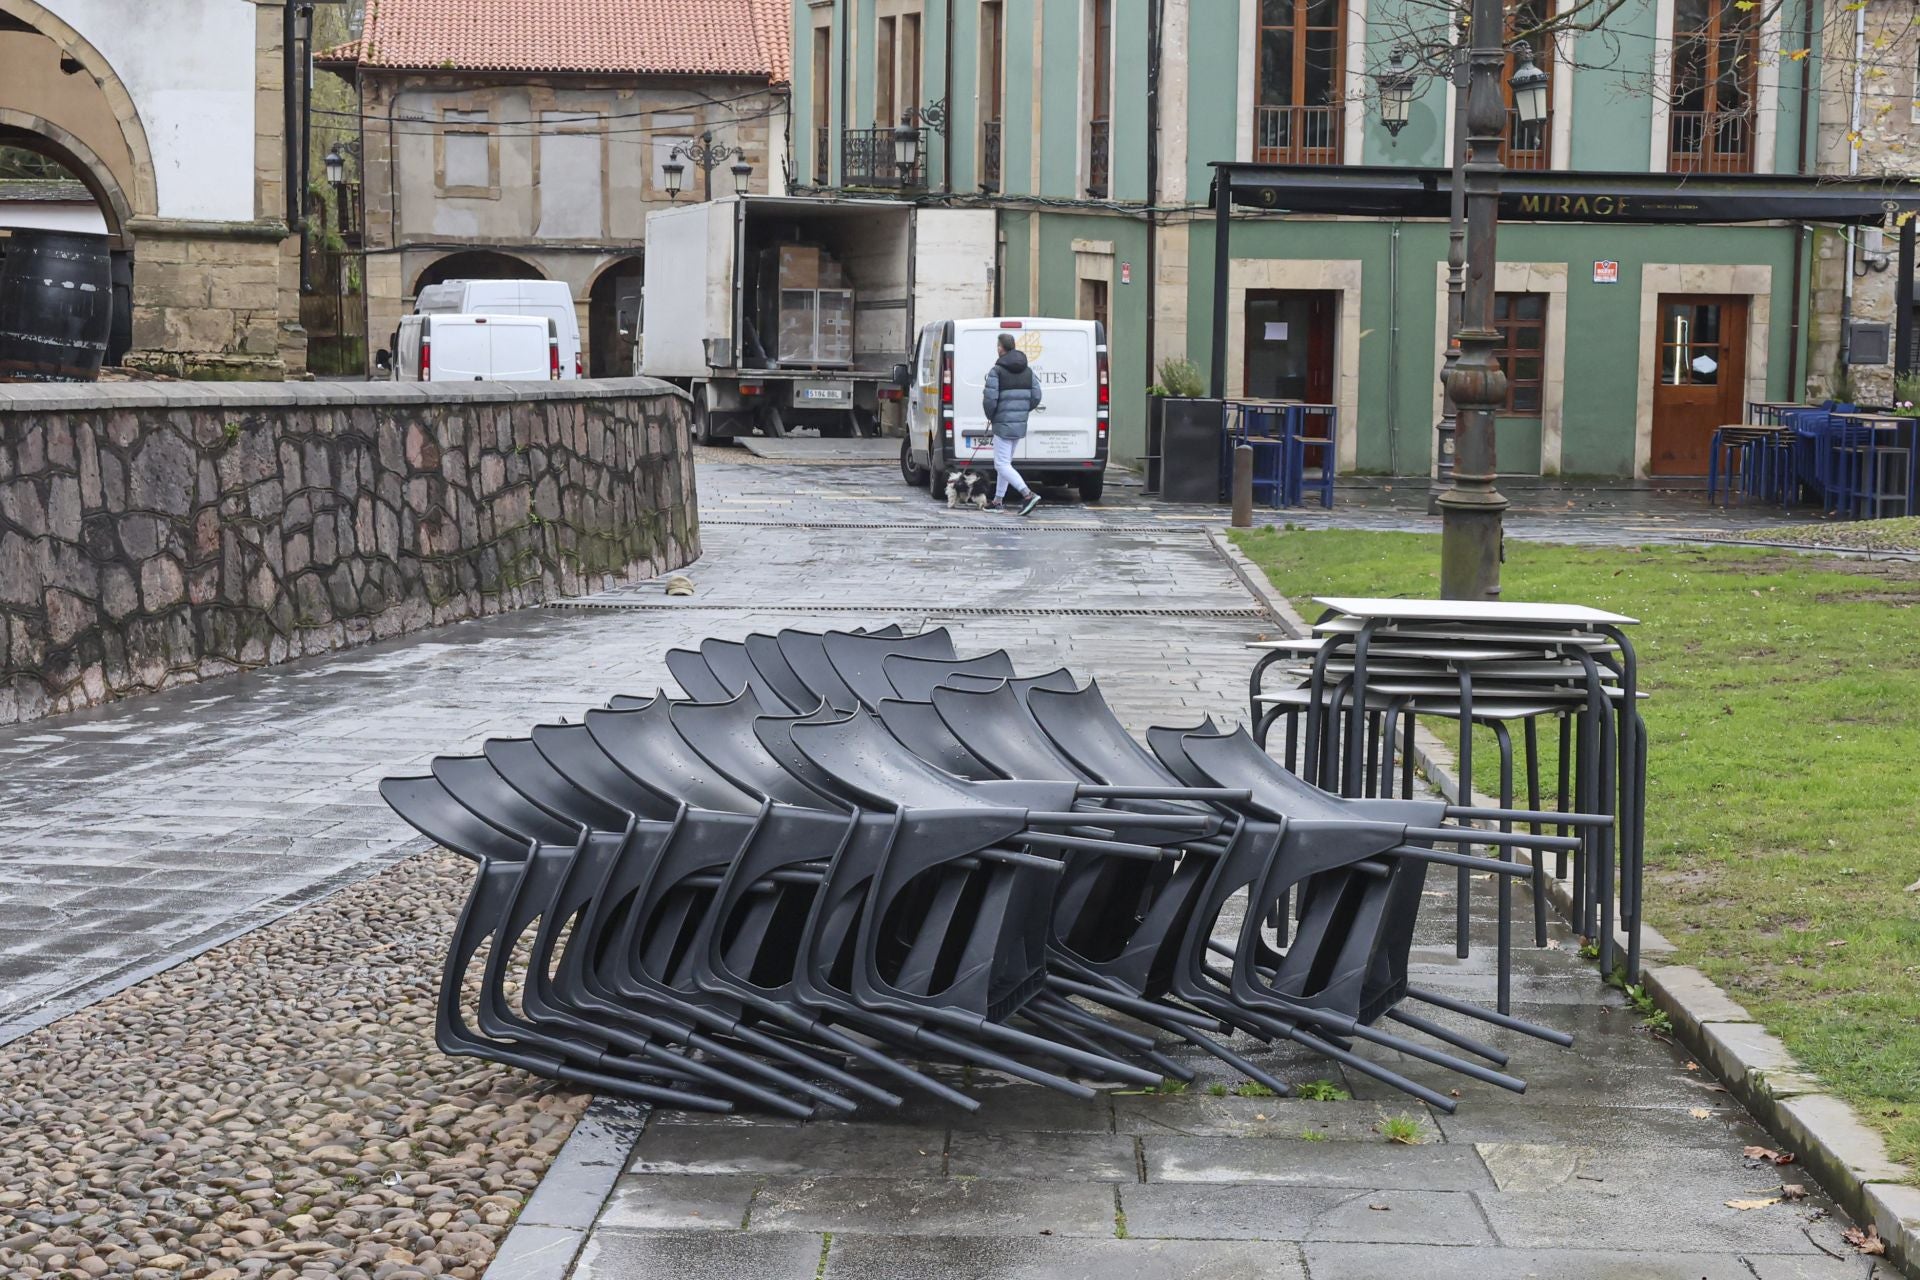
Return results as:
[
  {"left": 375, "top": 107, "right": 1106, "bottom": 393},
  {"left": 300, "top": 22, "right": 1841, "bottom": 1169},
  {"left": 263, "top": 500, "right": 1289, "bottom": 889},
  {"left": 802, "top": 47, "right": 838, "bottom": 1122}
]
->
[{"left": 1, "top": 448, "right": 1875, "bottom": 1278}]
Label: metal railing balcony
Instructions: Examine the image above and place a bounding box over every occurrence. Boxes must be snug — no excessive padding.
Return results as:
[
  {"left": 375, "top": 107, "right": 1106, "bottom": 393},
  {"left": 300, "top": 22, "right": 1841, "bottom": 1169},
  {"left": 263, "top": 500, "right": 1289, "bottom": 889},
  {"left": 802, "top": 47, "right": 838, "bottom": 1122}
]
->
[
  {"left": 841, "top": 125, "right": 929, "bottom": 190},
  {"left": 1667, "top": 109, "right": 1755, "bottom": 174},
  {"left": 1253, "top": 104, "right": 1343, "bottom": 166}
]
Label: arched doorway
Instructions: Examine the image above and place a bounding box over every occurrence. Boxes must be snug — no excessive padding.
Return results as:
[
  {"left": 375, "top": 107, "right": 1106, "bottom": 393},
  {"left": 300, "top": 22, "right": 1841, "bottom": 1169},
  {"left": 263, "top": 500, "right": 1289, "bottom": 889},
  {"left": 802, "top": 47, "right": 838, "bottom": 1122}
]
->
[
  {"left": 0, "top": 137, "right": 132, "bottom": 365},
  {"left": 588, "top": 256, "right": 643, "bottom": 378},
  {"left": 0, "top": 2, "right": 156, "bottom": 372},
  {"left": 413, "top": 250, "right": 543, "bottom": 297}
]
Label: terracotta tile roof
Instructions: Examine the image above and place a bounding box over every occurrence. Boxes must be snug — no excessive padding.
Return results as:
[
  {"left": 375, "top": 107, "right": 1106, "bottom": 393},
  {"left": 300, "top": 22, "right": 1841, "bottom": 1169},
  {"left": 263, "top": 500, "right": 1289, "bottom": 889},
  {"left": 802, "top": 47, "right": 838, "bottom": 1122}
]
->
[{"left": 319, "top": 0, "right": 789, "bottom": 82}]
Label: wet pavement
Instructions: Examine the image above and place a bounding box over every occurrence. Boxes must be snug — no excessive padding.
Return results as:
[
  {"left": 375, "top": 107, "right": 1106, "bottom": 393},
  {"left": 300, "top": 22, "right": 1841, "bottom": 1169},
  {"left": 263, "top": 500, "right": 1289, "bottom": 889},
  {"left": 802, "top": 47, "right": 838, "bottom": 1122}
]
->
[{"left": 0, "top": 446, "right": 1877, "bottom": 1278}]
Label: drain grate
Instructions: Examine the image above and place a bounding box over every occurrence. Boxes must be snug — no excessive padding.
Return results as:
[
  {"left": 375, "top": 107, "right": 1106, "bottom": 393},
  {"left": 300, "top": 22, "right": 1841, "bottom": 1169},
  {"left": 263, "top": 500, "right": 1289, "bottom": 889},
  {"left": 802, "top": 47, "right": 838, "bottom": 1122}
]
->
[
  {"left": 700, "top": 518, "right": 1204, "bottom": 534},
  {"left": 552, "top": 600, "right": 1268, "bottom": 619}
]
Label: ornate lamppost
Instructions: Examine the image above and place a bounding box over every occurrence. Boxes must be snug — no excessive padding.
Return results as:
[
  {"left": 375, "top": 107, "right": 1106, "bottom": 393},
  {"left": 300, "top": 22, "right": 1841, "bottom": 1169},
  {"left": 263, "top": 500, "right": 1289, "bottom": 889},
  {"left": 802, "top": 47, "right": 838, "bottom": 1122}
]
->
[
  {"left": 1373, "top": 14, "right": 1551, "bottom": 598},
  {"left": 662, "top": 131, "right": 752, "bottom": 201}
]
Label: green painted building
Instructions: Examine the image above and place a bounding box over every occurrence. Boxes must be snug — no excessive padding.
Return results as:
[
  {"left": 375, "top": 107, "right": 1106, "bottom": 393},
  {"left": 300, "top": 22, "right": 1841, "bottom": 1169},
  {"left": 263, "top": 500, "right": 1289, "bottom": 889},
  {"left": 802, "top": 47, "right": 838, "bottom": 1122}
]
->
[{"left": 791, "top": 0, "right": 1826, "bottom": 479}]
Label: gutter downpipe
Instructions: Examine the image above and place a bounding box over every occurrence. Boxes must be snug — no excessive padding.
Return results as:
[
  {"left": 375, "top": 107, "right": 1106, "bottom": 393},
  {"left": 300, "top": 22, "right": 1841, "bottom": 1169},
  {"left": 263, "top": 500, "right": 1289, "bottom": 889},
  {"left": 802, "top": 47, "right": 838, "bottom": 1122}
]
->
[
  {"left": 943, "top": 0, "right": 955, "bottom": 192},
  {"left": 1387, "top": 219, "right": 1402, "bottom": 475},
  {"left": 1786, "top": 0, "right": 1813, "bottom": 395},
  {"left": 1145, "top": 0, "right": 1162, "bottom": 385},
  {"left": 284, "top": 2, "right": 300, "bottom": 229},
  {"left": 1841, "top": 0, "right": 1864, "bottom": 369},
  {"left": 840, "top": 0, "right": 851, "bottom": 185}
]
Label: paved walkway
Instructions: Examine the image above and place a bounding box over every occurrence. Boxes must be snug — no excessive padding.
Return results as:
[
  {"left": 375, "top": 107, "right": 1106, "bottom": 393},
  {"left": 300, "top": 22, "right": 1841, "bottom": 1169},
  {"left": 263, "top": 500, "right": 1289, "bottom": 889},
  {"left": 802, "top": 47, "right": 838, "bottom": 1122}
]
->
[{"left": 0, "top": 448, "right": 1871, "bottom": 1277}]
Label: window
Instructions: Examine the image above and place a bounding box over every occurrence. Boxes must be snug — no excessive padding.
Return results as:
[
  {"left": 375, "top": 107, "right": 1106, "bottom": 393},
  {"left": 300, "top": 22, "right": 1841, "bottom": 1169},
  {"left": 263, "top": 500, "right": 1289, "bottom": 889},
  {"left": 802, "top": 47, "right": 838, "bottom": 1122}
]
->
[
  {"left": 876, "top": 16, "right": 896, "bottom": 125},
  {"left": 1255, "top": 0, "right": 1346, "bottom": 165},
  {"left": 813, "top": 24, "right": 832, "bottom": 183},
  {"left": 1088, "top": 0, "right": 1112, "bottom": 195},
  {"left": 537, "top": 113, "right": 602, "bottom": 238},
  {"left": 1493, "top": 292, "right": 1546, "bottom": 415},
  {"left": 438, "top": 108, "right": 494, "bottom": 193},
  {"left": 1501, "top": 0, "right": 1553, "bottom": 170},
  {"left": 980, "top": 1, "right": 1004, "bottom": 189},
  {"left": 901, "top": 12, "right": 922, "bottom": 123},
  {"left": 1668, "top": 0, "right": 1760, "bottom": 173}
]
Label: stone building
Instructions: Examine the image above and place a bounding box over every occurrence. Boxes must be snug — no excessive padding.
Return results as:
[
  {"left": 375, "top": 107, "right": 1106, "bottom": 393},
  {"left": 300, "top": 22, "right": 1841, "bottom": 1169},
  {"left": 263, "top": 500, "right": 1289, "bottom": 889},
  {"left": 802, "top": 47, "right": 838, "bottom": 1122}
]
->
[
  {"left": 0, "top": 0, "right": 308, "bottom": 377},
  {"left": 1807, "top": 2, "right": 1920, "bottom": 404},
  {"left": 318, "top": 0, "right": 792, "bottom": 378}
]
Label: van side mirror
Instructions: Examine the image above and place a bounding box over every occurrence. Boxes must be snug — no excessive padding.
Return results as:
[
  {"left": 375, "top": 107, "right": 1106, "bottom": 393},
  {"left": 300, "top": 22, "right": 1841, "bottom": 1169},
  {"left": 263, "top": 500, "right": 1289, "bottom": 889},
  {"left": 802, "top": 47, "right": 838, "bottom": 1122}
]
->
[{"left": 892, "top": 362, "right": 911, "bottom": 389}]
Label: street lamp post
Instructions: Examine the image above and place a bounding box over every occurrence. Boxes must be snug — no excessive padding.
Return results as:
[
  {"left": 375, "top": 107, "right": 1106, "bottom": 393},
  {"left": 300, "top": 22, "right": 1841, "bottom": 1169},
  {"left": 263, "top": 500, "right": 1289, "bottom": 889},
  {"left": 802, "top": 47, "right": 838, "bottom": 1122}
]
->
[
  {"left": 1433, "top": 19, "right": 1470, "bottom": 512},
  {"left": 1436, "top": 0, "right": 1514, "bottom": 600},
  {"left": 664, "top": 131, "right": 750, "bottom": 201}
]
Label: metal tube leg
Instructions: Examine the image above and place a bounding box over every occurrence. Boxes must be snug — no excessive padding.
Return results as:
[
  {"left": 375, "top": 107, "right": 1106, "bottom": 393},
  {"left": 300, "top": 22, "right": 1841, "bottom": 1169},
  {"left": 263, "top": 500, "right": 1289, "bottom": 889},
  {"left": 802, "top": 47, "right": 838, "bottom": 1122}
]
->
[
  {"left": 1525, "top": 715, "right": 1548, "bottom": 947},
  {"left": 1401, "top": 710, "right": 1416, "bottom": 799},
  {"left": 1455, "top": 677, "right": 1475, "bottom": 960},
  {"left": 1492, "top": 720, "right": 1514, "bottom": 1015},
  {"left": 1555, "top": 713, "right": 1572, "bottom": 879}
]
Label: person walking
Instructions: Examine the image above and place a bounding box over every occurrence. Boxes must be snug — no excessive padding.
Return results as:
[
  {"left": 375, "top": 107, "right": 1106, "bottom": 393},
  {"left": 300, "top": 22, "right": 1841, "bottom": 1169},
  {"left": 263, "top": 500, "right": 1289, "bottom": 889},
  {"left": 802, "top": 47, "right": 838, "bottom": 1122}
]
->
[{"left": 981, "top": 332, "right": 1043, "bottom": 514}]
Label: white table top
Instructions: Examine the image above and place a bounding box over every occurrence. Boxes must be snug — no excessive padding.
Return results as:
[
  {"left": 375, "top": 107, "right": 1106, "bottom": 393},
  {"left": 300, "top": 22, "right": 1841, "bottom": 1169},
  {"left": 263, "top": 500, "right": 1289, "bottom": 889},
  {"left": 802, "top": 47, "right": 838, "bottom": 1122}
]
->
[{"left": 1312, "top": 597, "right": 1640, "bottom": 626}]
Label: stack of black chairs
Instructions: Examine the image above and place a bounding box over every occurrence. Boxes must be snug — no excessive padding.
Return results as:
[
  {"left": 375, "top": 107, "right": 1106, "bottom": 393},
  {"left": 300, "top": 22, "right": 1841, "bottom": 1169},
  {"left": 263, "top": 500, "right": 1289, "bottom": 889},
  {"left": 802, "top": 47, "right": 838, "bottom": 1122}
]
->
[{"left": 381, "top": 625, "right": 1613, "bottom": 1120}]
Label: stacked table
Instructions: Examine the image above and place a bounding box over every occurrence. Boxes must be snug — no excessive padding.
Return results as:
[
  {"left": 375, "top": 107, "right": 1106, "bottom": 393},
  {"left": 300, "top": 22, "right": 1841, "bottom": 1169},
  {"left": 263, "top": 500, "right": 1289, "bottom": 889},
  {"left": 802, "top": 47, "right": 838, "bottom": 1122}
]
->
[{"left": 1248, "top": 598, "right": 1648, "bottom": 1000}]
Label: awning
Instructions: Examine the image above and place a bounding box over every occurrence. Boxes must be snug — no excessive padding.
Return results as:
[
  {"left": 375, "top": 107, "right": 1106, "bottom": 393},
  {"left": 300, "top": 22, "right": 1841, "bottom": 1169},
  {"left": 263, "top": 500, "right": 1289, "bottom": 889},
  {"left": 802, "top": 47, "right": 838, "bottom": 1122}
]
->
[{"left": 1210, "top": 162, "right": 1920, "bottom": 227}]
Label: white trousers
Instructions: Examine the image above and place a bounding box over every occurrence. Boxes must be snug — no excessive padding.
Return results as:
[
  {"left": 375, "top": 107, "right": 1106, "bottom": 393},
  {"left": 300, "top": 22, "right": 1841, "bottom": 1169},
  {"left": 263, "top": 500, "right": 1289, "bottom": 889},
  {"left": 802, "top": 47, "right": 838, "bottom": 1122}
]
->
[{"left": 992, "top": 435, "right": 1026, "bottom": 501}]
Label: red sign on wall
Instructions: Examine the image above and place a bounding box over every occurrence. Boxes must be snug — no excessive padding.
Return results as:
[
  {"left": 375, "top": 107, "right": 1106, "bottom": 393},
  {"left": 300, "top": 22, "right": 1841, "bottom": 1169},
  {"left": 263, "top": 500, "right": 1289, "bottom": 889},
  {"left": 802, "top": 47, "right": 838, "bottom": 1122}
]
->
[{"left": 1593, "top": 260, "right": 1620, "bottom": 284}]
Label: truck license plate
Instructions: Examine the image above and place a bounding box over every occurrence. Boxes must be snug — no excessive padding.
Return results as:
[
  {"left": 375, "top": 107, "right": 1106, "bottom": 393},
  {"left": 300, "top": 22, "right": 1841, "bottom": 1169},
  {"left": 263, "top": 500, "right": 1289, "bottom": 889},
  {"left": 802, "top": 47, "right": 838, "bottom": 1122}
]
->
[{"left": 797, "top": 384, "right": 851, "bottom": 403}]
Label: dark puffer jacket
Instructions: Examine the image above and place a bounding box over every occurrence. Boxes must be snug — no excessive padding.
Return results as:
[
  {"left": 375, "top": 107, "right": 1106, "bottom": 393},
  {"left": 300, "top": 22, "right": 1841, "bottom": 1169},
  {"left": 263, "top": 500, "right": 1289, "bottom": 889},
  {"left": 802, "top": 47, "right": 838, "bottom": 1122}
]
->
[{"left": 982, "top": 348, "right": 1044, "bottom": 440}]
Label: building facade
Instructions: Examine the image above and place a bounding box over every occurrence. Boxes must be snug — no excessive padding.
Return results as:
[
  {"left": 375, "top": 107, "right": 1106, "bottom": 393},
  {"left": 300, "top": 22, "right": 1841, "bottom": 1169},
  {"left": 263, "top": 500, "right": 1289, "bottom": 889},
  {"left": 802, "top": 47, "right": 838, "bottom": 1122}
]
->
[
  {"left": 1806, "top": 0, "right": 1918, "bottom": 404},
  {"left": 792, "top": 0, "right": 1853, "bottom": 478},
  {"left": 0, "top": 0, "right": 307, "bottom": 377},
  {"left": 319, "top": 0, "right": 792, "bottom": 378}
]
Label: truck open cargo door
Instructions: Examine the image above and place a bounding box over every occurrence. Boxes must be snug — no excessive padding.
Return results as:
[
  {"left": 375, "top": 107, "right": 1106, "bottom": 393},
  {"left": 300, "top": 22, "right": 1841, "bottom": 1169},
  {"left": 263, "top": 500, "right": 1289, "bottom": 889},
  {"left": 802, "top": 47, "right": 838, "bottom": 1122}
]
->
[
  {"left": 911, "top": 209, "right": 997, "bottom": 330},
  {"left": 641, "top": 199, "right": 739, "bottom": 378}
]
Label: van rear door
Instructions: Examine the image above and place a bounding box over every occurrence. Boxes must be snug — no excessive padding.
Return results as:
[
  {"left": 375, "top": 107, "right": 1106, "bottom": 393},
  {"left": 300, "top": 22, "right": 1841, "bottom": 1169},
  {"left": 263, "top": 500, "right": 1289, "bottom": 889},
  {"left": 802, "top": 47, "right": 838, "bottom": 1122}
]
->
[
  {"left": 954, "top": 324, "right": 1098, "bottom": 464},
  {"left": 424, "top": 319, "right": 490, "bottom": 381},
  {"left": 488, "top": 318, "right": 552, "bottom": 380}
]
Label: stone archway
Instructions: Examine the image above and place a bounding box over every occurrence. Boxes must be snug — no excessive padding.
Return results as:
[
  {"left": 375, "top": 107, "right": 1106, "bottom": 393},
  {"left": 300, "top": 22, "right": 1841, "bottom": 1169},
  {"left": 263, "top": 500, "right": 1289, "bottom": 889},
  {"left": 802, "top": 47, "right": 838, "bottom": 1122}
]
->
[
  {"left": 587, "top": 255, "right": 644, "bottom": 378},
  {"left": 413, "top": 251, "right": 545, "bottom": 297},
  {"left": 0, "top": 1, "right": 156, "bottom": 225},
  {"left": 0, "top": 112, "right": 132, "bottom": 243}
]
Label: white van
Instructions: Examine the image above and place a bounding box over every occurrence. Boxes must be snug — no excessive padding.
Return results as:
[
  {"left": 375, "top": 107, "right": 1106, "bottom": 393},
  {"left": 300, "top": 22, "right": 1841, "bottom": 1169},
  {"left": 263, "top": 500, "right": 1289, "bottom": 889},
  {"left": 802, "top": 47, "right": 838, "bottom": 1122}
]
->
[
  {"left": 897, "top": 317, "right": 1109, "bottom": 502},
  {"left": 416, "top": 279, "right": 581, "bottom": 379},
  {"left": 393, "top": 313, "right": 560, "bottom": 382}
]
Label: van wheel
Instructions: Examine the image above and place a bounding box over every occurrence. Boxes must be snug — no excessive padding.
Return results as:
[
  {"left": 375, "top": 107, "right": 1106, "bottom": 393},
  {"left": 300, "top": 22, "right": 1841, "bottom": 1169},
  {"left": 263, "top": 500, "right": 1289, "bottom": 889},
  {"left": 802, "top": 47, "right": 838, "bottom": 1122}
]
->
[
  {"left": 692, "top": 403, "right": 715, "bottom": 446},
  {"left": 900, "top": 438, "right": 928, "bottom": 486},
  {"left": 1078, "top": 473, "right": 1105, "bottom": 504}
]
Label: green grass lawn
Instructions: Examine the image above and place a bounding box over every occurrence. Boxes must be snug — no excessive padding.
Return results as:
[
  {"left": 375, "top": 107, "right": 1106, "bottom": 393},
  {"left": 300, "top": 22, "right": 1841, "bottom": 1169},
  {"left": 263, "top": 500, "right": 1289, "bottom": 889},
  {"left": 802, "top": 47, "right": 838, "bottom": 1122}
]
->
[{"left": 1230, "top": 527, "right": 1920, "bottom": 1176}]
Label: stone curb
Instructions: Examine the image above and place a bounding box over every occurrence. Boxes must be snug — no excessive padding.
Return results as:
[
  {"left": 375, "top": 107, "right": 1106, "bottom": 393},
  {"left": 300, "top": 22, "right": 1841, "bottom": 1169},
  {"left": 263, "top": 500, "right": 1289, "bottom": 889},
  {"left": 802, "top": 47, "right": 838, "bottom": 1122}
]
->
[
  {"left": 482, "top": 1098, "right": 651, "bottom": 1280},
  {"left": 1204, "top": 524, "right": 1920, "bottom": 1278}
]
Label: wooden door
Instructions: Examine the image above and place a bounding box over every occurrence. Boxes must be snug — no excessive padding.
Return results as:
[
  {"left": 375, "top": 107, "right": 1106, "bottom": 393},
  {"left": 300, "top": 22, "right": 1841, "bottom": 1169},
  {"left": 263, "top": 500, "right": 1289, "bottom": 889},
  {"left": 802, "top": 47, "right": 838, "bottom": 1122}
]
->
[
  {"left": 1651, "top": 294, "right": 1746, "bottom": 475},
  {"left": 1243, "top": 289, "right": 1336, "bottom": 402}
]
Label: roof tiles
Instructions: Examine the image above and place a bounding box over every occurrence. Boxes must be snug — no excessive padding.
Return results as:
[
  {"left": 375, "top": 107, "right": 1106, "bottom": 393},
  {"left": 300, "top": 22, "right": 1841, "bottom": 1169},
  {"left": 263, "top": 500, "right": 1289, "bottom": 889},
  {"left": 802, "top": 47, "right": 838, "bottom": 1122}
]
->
[{"left": 324, "top": 0, "right": 789, "bottom": 82}]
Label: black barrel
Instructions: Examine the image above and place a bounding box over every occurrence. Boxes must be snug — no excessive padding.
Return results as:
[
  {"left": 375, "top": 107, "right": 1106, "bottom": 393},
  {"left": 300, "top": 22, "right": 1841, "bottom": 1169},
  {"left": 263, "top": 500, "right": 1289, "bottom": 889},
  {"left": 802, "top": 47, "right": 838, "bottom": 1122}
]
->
[{"left": 0, "top": 228, "right": 114, "bottom": 382}]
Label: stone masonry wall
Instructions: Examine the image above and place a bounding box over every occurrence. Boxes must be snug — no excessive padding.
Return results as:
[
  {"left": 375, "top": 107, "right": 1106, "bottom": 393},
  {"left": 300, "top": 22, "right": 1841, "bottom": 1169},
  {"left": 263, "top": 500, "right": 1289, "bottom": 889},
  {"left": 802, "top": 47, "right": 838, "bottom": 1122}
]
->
[{"left": 0, "top": 379, "right": 699, "bottom": 725}]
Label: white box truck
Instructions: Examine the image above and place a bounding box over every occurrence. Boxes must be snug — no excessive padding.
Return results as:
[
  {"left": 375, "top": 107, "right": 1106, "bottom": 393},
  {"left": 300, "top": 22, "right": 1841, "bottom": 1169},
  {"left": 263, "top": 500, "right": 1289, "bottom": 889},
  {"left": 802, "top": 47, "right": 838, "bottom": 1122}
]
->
[{"left": 640, "top": 195, "right": 995, "bottom": 443}]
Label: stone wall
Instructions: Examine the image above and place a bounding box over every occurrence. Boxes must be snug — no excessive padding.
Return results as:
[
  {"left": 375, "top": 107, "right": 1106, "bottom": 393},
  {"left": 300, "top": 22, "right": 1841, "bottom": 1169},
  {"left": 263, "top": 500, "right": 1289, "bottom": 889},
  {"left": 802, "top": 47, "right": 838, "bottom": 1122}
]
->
[{"left": 0, "top": 379, "right": 699, "bottom": 725}]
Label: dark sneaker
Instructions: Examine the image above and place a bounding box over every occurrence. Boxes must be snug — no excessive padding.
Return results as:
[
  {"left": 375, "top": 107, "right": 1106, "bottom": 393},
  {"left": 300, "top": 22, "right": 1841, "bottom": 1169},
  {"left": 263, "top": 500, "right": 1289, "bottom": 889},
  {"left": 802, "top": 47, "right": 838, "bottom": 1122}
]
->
[
  {"left": 983, "top": 499, "right": 1005, "bottom": 512},
  {"left": 1017, "top": 491, "right": 1042, "bottom": 516}
]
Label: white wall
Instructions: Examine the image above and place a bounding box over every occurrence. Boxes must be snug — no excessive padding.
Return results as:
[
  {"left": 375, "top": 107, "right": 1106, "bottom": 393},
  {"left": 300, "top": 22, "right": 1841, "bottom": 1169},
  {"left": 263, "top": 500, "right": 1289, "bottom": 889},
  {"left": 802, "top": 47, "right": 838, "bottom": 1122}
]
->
[
  {"left": 49, "top": 0, "right": 259, "bottom": 222},
  {"left": 0, "top": 199, "right": 110, "bottom": 233}
]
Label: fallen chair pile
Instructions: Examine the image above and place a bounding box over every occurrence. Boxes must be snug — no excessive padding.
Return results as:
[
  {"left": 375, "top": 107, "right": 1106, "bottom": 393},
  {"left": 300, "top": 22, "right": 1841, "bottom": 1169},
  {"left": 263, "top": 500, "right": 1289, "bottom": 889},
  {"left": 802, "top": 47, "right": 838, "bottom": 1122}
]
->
[{"left": 382, "top": 625, "right": 1613, "bottom": 1120}]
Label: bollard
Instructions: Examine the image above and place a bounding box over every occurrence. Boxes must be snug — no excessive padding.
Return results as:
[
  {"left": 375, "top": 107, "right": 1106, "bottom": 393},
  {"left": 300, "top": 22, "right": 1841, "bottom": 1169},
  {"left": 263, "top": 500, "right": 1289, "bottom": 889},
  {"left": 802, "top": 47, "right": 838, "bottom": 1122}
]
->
[{"left": 1231, "top": 443, "right": 1254, "bottom": 528}]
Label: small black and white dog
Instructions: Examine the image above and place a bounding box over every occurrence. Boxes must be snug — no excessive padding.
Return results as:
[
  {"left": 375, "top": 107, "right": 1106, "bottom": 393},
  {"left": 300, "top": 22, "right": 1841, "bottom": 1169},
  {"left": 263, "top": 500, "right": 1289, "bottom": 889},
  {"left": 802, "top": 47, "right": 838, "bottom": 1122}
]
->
[{"left": 945, "top": 470, "right": 988, "bottom": 509}]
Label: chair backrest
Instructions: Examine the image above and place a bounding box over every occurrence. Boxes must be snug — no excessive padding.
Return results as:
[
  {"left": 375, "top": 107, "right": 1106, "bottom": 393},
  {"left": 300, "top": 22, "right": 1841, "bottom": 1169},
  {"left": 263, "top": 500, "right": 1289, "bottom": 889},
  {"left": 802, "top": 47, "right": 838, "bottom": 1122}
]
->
[
  {"left": 823, "top": 627, "right": 958, "bottom": 708},
  {"left": 585, "top": 703, "right": 764, "bottom": 815}
]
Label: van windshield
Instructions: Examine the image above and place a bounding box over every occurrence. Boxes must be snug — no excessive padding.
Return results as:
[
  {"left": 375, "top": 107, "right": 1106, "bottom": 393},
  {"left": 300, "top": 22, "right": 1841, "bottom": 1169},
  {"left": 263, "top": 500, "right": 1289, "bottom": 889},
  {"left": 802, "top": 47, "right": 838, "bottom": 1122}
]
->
[{"left": 957, "top": 328, "right": 1091, "bottom": 393}]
